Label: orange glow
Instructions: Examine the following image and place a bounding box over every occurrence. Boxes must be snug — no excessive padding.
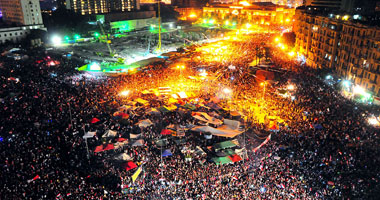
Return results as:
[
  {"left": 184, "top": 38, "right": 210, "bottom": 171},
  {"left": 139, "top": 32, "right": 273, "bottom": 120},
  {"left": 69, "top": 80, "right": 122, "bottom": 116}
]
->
[
  {"left": 189, "top": 13, "right": 197, "bottom": 18},
  {"left": 239, "top": 1, "right": 251, "bottom": 6}
]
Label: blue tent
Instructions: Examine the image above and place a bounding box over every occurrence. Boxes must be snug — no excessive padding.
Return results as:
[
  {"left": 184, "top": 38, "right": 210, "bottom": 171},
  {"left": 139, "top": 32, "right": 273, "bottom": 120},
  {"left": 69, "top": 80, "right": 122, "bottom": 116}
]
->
[
  {"left": 162, "top": 149, "right": 172, "bottom": 157},
  {"left": 313, "top": 124, "right": 323, "bottom": 130}
]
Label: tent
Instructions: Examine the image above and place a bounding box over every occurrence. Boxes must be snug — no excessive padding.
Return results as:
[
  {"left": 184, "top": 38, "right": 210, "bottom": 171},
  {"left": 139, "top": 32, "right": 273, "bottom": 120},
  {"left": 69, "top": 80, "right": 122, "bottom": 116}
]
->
[
  {"left": 213, "top": 141, "right": 237, "bottom": 151},
  {"left": 138, "top": 119, "right": 153, "bottom": 128},
  {"left": 134, "top": 98, "right": 149, "bottom": 106},
  {"left": 83, "top": 131, "right": 96, "bottom": 139},
  {"left": 156, "top": 139, "right": 168, "bottom": 147},
  {"left": 191, "top": 125, "right": 243, "bottom": 138},
  {"left": 158, "top": 106, "right": 170, "bottom": 113},
  {"left": 132, "top": 139, "right": 144, "bottom": 147},
  {"left": 228, "top": 154, "right": 243, "bottom": 162},
  {"left": 161, "top": 129, "right": 172, "bottom": 135},
  {"left": 192, "top": 112, "right": 223, "bottom": 126},
  {"left": 94, "top": 144, "right": 115, "bottom": 152},
  {"left": 122, "top": 161, "right": 138, "bottom": 171},
  {"left": 222, "top": 149, "right": 236, "bottom": 156},
  {"left": 102, "top": 130, "right": 117, "bottom": 138},
  {"left": 182, "top": 103, "right": 197, "bottom": 110},
  {"left": 313, "top": 124, "right": 323, "bottom": 130},
  {"left": 162, "top": 149, "right": 173, "bottom": 157},
  {"left": 113, "top": 153, "right": 133, "bottom": 161},
  {"left": 195, "top": 146, "right": 206, "bottom": 156},
  {"left": 113, "top": 111, "right": 129, "bottom": 119},
  {"left": 91, "top": 118, "right": 100, "bottom": 124},
  {"left": 212, "top": 156, "right": 232, "bottom": 165},
  {"left": 116, "top": 138, "right": 128, "bottom": 142},
  {"left": 130, "top": 134, "right": 141, "bottom": 139}
]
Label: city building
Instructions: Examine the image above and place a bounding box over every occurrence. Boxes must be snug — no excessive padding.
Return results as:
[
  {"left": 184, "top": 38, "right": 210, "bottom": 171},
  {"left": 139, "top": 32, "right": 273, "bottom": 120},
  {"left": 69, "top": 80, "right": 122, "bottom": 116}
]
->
[
  {"left": 0, "top": 25, "right": 42, "bottom": 44},
  {"left": 294, "top": 7, "right": 380, "bottom": 96},
  {"left": 65, "top": 0, "right": 140, "bottom": 15},
  {"left": 0, "top": 0, "right": 43, "bottom": 26},
  {"left": 202, "top": 2, "right": 295, "bottom": 26}
]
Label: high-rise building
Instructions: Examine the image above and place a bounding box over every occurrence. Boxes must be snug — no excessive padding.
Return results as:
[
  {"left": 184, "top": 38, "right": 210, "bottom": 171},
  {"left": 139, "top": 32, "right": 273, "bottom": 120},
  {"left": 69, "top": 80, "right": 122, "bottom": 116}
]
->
[
  {"left": 294, "top": 8, "right": 380, "bottom": 97},
  {"left": 65, "top": 0, "right": 140, "bottom": 15},
  {"left": 0, "top": 0, "right": 43, "bottom": 26}
]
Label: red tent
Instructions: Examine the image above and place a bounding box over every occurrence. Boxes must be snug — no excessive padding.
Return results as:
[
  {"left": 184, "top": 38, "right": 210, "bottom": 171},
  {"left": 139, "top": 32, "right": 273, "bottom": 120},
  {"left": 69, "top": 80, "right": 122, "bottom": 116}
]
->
[
  {"left": 91, "top": 118, "right": 100, "bottom": 124},
  {"left": 228, "top": 154, "right": 243, "bottom": 163},
  {"left": 94, "top": 145, "right": 104, "bottom": 153},
  {"left": 122, "top": 161, "right": 137, "bottom": 171},
  {"left": 103, "top": 144, "right": 114, "bottom": 151},
  {"left": 94, "top": 144, "right": 114, "bottom": 152},
  {"left": 116, "top": 138, "right": 127, "bottom": 142},
  {"left": 160, "top": 129, "right": 171, "bottom": 135},
  {"left": 269, "top": 124, "right": 279, "bottom": 130}
]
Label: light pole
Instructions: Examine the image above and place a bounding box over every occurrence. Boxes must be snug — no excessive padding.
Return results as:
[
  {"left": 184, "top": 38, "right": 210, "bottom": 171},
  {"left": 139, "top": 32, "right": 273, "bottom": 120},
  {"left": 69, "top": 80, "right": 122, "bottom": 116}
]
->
[{"left": 260, "top": 81, "right": 266, "bottom": 99}]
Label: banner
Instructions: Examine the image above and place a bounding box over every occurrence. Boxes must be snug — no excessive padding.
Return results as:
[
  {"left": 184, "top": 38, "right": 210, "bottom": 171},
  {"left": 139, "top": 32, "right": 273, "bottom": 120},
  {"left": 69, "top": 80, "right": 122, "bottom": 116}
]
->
[
  {"left": 132, "top": 166, "right": 142, "bottom": 183},
  {"left": 253, "top": 134, "right": 271, "bottom": 152}
]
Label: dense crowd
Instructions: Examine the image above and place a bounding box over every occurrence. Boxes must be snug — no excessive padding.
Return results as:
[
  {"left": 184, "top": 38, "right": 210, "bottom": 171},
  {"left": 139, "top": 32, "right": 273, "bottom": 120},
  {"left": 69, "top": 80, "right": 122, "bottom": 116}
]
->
[{"left": 1, "top": 35, "right": 380, "bottom": 200}]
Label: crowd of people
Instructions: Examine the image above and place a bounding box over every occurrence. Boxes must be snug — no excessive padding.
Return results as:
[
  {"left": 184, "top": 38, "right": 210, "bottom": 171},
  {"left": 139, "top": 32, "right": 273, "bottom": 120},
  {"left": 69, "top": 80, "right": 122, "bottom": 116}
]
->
[{"left": 1, "top": 34, "right": 380, "bottom": 200}]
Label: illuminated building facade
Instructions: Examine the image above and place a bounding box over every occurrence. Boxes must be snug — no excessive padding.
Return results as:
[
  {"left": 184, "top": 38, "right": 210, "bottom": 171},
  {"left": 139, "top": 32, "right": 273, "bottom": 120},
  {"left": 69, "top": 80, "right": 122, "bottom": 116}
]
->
[
  {"left": 0, "top": 0, "right": 43, "bottom": 26},
  {"left": 294, "top": 8, "right": 380, "bottom": 96},
  {"left": 202, "top": 3, "right": 295, "bottom": 25},
  {"left": 65, "top": 0, "right": 140, "bottom": 15}
]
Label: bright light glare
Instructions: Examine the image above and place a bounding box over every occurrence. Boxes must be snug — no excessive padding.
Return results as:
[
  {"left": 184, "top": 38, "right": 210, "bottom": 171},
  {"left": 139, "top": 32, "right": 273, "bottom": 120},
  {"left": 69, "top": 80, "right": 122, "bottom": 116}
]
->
[
  {"left": 275, "top": 37, "right": 280, "bottom": 42},
  {"left": 51, "top": 35, "right": 62, "bottom": 46},
  {"left": 353, "top": 85, "right": 365, "bottom": 94},
  {"left": 287, "top": 84, "right": 295, "bottom": 90},
  {"left": 223, "top": 88, "right": 232, "bottom": 94},
  {"left": 189, "top": 13, "right": 197, "bottom": 18},
  {"left": 239, "top": 1, "right": 251, "bottom": 6},
  {"left": 342, "top": 80, "right": 350, "bottom": 87},
  {"left": 326, "top": 75, "right": 332, "bottom": 80},
  {"left": 368, "top": 116, "right": 379, "bottom": 126},
  {"left": 89, "top": 63, "right": 101, "bottom": 71},
  {"left": 288, "top": 51, "right": 295, "bottom": 57},
  {"left": 120, "top": 90, "right": 130, "bottom": 96}
]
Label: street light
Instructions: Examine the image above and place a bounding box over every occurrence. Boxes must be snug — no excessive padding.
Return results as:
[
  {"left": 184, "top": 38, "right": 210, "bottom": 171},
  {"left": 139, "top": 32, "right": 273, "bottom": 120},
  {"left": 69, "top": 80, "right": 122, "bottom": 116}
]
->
[
  {"left": 260, "top": 81, "right": 267, "bottom": 98},
  {"left": 51, "top": 35, "right": 62, "bottom": 46},
  {"left": 119, "top": 90, "right": 130, "bottom": 96}
]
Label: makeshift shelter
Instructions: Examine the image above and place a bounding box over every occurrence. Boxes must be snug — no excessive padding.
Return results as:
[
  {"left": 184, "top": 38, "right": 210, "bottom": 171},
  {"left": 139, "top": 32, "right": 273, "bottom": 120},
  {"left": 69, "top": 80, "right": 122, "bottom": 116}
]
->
[
  {"left": 195, "top": 146, "right": 206, "bottom": 156},
  {"left": 91, "top": 118, "right": 100, "bottom": 124},
  {"left": 131, "top": 139, "right": 144, "bottom": 147},
  {"left": 156, "top": 139, "right": 168, "bottom": 147},
  {"left": 158, "top": 106, "right": 170, "bottom": 113},
  {"left": 94, "top": 144, "right": 115, "bottom": 152},
  {"left": 113, "top": 153, "right": 133, "bottom": 161},
  {"left": 256, "top": 70, "right": 275, "bottom": 81},
  {"left": 222, "top": 149, "right": 236, "bottom": 156},
  {"left": 192, "top": 112, "right": 223, "bottom": 126},
  {"left": 160, "top": 129, "right": 172, "bottom": 135},
  {"left": 134, "top": 98, "right": 149, "bottom": 106},
  {"left": 213, "top": 141, "right": 237, "bottom": 151},
  {"left": 102, "top": 130, "right": 117, "bottom": 138},
  {"left": 130, "top": 134, "right": 141, "bottom": 139},
  {"left": 113, "top": 111, "right": 129, "bottom": 119},
  {"left": 162, "top": 149, "right": 173, "bottom": 157},
  {"left": 212, "top": 156, "right": 232, "bottom": 165},
  {"left": 191, "top": 119, "right": 243, "bottom": 138},
  {"left": 83, "top": 131, "right": 96, "bottom": 139},
  {"left": 228, "top": 154, "right": 243, "bottom": 163},
  {"left": 122, "top": 161, "right": 137, "bottom": 171},
  {"left": 116, "top": 138, "right": 128, "bottom": 142}
]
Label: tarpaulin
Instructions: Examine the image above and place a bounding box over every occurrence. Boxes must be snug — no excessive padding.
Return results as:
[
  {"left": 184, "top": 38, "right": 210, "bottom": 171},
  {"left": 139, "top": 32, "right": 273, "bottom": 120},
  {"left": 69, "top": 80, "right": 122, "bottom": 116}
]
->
[
  {"left": 91, "top": 118, "right": 100, "bottom": 124},
  {"left": 122, "top": 161, "right": 137, "bottom": 171}
]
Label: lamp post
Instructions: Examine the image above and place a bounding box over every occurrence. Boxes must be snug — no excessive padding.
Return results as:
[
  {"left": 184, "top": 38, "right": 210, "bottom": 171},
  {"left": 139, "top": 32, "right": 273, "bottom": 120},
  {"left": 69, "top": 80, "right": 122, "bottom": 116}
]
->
[{"left": 260, "top": 81, "right": 266, "bottom": 99}]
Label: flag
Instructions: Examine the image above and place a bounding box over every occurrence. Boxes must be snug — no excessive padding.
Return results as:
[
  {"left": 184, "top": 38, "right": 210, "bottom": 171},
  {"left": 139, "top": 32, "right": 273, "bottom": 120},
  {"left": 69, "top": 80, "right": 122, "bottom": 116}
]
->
[{"left": 132, "top": 166, "right": 142, "bottom": 183}]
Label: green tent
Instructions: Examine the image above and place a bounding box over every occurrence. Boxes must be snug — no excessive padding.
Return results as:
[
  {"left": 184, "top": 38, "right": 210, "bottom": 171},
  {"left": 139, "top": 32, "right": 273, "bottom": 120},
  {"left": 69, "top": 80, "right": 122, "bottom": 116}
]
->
[
  {"left": 158, "top": 106, "right": 170, "bottom": 113},
  {"left": 213, "top": 141, "right": 237, "bottom": 151},
  {"left": 182, "top": 103, "right": 196, "bottom": 110},
  {"left": 212, "top": 156, "right": 232, "bottom": 165},
  {"left": 222, "top": 149, "right": 236, "bottom": 156}
]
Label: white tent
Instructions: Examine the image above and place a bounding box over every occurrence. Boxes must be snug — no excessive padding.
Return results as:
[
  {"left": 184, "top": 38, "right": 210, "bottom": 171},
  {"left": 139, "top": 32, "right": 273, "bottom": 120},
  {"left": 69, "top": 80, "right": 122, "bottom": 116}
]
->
[
  {"left": 192, "top": 112, "right": 223, "bottom": 126},
  {"left": 130, "top": 133, "right": 141, "bottom": 139},
  {"left": 102, "top": 130, "right": 117, "bottom": 138},
  {"left": 138, "top": 119, "right": 153, "bottom": 128},
  {"left": 113, "top": 153, "right": 133, "bottom": 161},
  {"left": 83, "top": 131, "right": 96, "bottom": 139},
  {"left": 191, "top": 119, "right": 243, "bottom": 138},
  {"left": 132, "top": 139, "right": 144, "bottom": 147}
]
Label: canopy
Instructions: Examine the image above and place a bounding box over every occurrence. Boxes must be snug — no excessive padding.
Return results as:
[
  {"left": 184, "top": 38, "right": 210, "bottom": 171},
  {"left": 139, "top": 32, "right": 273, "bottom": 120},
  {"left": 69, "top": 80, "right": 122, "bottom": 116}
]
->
[
  {"left": 83, "top": 131, "right": 96, "bottom": 139},
  {"left": 191, "top": 119, "right": 243, "bottom": 138},
  {"left": 102, "top": 130, "right": 117, "bottom": 138},
  {"left": 161, "top": 129, "right": 172, "bottom": 135},
  {"left": 132, "top": 139, "right": 144, "bottom": 147},
  {"left": 122, "top": 161, "right": 137, "bottom": 171},
  {"left": 214, "top": 141, "right": 237, "bottom": 151},
  {"left": 94, "top": 144, "right": 115, "bottom": 152},
  {"left": 113, "top": 111, "right": 129, "bottom": 119},
  {"left": 134, "top": 98, "right": 149, "bottom": 106},
  {"left": 192, "top": 112, "right": 223, "bottom": 126},
  {"left": 195, "top": 146, "right": 206, "bottom": 156},
  {"left": 212, "top": 156, "right": 232, "bottom": 165},
  {"left": 91, "top": 118, "right": 100, "bottom": 124},
  {"left": 228, "top": 154, "right": 243, "bottom": 162},
  {"left": 116, "top": 138, "right": 128, "bottom": 142},
  {"left": 162, "top": 149, "right": 173, "bottom": 157},
  {"left": 138, "top": 119, "right": 153, "bottom": 128},
  {"left": 113, "top": 153, "right": 133, "bottom": 161},
  {"left": 130, "top": 134, "right": 141, "bottom": 139},
  {"left": 158, "top": 106, "right": 170, "bottom": 113}
]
